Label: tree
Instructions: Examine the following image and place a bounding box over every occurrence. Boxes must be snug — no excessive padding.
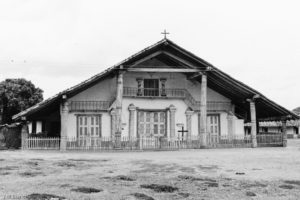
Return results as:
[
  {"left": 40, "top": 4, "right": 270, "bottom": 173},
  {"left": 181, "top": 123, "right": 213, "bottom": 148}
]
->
[
  {"left": 293, "top": 107, "right": 300, "bottom": 116},
  {"left": 0, "top": 78, "right": 43, "bottom": 124}
]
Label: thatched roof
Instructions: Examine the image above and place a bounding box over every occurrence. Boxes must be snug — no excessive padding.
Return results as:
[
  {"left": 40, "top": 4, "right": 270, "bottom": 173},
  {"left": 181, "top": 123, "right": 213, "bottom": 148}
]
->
[{"left": 13, "top": 38, "right": 299, "bottom": 121}]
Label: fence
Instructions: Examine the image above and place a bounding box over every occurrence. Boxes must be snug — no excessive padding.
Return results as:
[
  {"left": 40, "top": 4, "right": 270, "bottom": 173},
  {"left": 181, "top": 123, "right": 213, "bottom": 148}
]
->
[
  {"left": 257, "top": 133, "right": 283, "bottom": 147},
  {"left": 24, "top": 133, "right": 284, "bottom": 150},
  {"left": 207, "top": 134, "right": 252, "bottom": 148},
  {"left": 25, "top": 137, "right": 60, "bottom": 150}
]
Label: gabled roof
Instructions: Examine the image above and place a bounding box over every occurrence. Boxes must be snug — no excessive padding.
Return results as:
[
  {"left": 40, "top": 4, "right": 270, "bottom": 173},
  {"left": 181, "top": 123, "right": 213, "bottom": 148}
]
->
[{"left": 13, "top": 38, "right": 299, "bottom": 120}]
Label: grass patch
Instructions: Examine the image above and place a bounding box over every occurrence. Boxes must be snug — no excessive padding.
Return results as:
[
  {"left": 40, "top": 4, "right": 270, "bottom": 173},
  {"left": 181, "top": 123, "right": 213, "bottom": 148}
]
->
[
  {"left": 203, "top": 182, "right": 219, "bottom": 187},
  {"left": 0, "top": 171, "right": 10, "bottom": 175},
  {"left": 116, "top": 175, "right": 135, "bottom": 181},
  {"left": 140, "top": 184, "right": 178, "bottom": 193},
  {"left": 60, "top": 184, "right": 72, "bottom": 188},
  {"left": 197, "top": 165, "right": 218, "bottom": 171},
  {"left": 178, "top": 175, "right": 217, "bottom": 182},
  {"left": 245, "top": 191, "right": 256, "bottom": 197},
  {"left": 19, "top": 171, "right": 43, "bottom": 177},
  {"left": 0, "top": 166, "right": 18, "bottom": 171},
  {"left": 284, "top": 180, "right": 300, "bottom": 186},
  {"left": 56, "top": 161, "right": 76, "bottom": 167},
  {"left": 178, "top": 192, "right": 190, "bottom": 198},
  {"left": 279, "top": 185, "right": 294, "bottom": 189},
  {"left": 68, "top": 158, "right": 108, "bottom": 162},
  {"left": 131, "top": 193, "right": 155, "bottom": 200},
  {"left": 240, "top": 182, "right": 268, "bottom": 188},
  {"left": 179, "top": 167, "right": 196, "bottom": 173},
  {"left": 26, "top": 161, "right": 39, "bottom": 166},
  {"left": 30, "top": 158, "right": 44, "bottom": 161},
  {"left": 71, "top": 187, "right": 103, "bottom": 193},
  {"left": 26, "top": 193, "right": 65, "bottom": 200}
]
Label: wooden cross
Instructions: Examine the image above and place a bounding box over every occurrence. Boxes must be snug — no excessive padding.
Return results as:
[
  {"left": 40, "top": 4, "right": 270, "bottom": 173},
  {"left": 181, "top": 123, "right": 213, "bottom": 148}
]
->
[
  {"left": 161, "top": 29, "right": 169, "bottom": 39},
  {"left": 178, "top": 126, "right": 188, "bottom": 140}
]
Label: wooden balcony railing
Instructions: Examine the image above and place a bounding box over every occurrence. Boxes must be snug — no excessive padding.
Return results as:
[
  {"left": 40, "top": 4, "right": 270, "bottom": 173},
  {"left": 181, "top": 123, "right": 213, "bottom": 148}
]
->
[
  {"left": 123, "top": 87, "right": 186, "bottom": 98},
  {"left": 123, "top": 87, "right": 232, "bottom": 112},
  {"left": 69, "top": 101, "right": 111, "bottom": 112}
]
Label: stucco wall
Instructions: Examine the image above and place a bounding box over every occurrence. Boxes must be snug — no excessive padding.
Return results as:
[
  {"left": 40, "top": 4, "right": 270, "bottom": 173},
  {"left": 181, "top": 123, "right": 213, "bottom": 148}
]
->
[
  {"left": 65, "top": 112, "right": 111, "bottom": 138},
  {"left": 61, "top": 72, "right": 244, "bottom": 138},
  {"left": 69, "top": 76, "right": 116, "bottom": 102}
]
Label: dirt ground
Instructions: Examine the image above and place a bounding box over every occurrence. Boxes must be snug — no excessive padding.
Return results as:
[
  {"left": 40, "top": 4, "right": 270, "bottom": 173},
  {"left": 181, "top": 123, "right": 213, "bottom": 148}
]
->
[{"left": 1, "top": 140, "right": 300, "bottom": 200}]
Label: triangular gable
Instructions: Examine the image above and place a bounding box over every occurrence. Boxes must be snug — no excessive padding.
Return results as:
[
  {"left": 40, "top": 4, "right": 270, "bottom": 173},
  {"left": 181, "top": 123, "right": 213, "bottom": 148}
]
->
[{"left": 13, "top": 38, "right": 299, "bottom": 120}]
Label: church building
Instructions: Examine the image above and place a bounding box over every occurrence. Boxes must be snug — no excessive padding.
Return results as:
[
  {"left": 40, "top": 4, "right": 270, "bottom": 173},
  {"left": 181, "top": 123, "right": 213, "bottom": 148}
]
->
[{"left": 13, "top": 38, "right": 298, "bottom": 150}]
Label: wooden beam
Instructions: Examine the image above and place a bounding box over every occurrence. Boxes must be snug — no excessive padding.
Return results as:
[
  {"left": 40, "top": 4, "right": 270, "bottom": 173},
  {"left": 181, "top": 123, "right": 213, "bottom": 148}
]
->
[
  {"left": 131, "top": 51, "right": 163, "bottom": 67},
  {"left": 188, "top": 72, "right": 203, "bottom": 80},
  {"left": 126, "top": 68, "right": 201, "bottom": 73},
  {"left": 163, "top": 51, "right": 198, "bottom": 69}
]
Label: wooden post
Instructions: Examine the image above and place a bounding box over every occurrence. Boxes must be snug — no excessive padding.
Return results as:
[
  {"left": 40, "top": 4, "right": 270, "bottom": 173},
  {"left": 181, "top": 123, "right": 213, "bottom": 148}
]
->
[
  {"left": 21, "top": 123, "right": 29, "bottom": 150},
  {"left": 110, "top": 108, "right": 117, "bottom": 145},
  {"left": 185, "top": 110, "right": 193, "bottom": 147},
  {"left": 60, "top": 99, "right": 69, "bottom": 151},
  {"left": 115, "top": 66, "right": 124, "bottom": 148},
  {"left": 249, "top": 100, "right": 257, "bottom": 148},
  {"left": 282, "top": 120, "right": 287, "bottom": 147},
  {"left": 199, "top": 73, "right": 207, "bottom": 148},
  {"left": 227, "top": 113, "right": 234, "bottom": 141},
  {"left": 169, "top": 105, "right": 177, "bottom": 142},
  {"left": 128, "top": 104, "right": 136, "bottom": 140}
]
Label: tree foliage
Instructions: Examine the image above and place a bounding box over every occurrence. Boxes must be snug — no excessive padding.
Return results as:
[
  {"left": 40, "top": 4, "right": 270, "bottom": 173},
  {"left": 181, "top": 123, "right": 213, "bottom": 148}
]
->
[
  {"left": 0, "top": 78, "right": 43, "bottom": 124},
  {"left": 293, "top": 107, "right": 300, "bottom": 115}
]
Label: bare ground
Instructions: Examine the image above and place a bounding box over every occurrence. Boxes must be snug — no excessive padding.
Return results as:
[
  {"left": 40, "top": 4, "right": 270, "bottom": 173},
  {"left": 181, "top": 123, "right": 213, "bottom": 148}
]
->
[{"left": 1, "top": 140, "right": 300, "bottom": 200}]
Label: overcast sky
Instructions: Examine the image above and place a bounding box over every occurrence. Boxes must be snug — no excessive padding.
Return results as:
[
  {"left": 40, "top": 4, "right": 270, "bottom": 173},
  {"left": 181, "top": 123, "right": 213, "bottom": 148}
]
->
[{"left": 0, "top": 0, "right": 299, "bottom": 110}]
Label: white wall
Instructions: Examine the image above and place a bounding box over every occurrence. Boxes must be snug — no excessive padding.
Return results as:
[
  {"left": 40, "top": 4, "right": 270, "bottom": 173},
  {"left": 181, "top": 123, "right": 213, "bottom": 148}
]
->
[
  {"left": 65, "top": 112, "right": 111, "bottom": 138},
  {"left": 63, "top": 72, "right": 244, "bottom": 138},
  {"left": 69, "top": 76, "right": 116, "bottom": 102}
]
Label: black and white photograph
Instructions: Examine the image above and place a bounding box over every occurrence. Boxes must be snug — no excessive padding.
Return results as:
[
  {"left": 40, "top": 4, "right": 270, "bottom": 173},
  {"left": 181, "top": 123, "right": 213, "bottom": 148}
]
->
[{"left": 0, "top": 0, "right": 300, "bottom": 199}]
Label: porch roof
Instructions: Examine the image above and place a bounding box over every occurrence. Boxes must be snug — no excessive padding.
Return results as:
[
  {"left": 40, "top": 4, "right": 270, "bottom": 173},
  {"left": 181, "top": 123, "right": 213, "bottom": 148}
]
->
[{"left": 13, "top": 38, "right": 299, "bottom": 121}]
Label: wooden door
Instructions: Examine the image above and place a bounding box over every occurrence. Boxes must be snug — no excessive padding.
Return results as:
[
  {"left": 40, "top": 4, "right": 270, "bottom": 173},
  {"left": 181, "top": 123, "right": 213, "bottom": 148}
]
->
[
  {"left": 77, "top": 115, "right": 101, "bottom": 147},
  {"left": 207, "top": 114, "right": 220, "bottom": 144},
  {"left": 138, "top": 111, "right": 166, "bottom": 137}
]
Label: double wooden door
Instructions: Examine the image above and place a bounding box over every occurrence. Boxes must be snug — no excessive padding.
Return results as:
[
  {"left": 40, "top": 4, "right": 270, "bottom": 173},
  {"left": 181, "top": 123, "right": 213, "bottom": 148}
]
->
[
  {"left": 77, "top": 115, "right": 101, "bottom": 146},
  {"left": 207, "top": 114, "right": 220, "bottom": 144},
  {"left": 138, "top": 111, "right": 166, "bottom": 137}
]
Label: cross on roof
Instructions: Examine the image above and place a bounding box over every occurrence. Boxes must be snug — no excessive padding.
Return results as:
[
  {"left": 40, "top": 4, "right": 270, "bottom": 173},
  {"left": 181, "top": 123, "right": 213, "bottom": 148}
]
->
[{"left": 161, "top": 29, "right": 169, "bottom": 39}]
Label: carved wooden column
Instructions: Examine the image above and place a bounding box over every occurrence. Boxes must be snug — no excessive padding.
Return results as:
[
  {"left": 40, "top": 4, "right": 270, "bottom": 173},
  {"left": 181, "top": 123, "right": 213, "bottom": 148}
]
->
[
  {"left": 60, "top": 98, "right": 69, "bottom": 151},
  {"left": 249, "top": 100, "right": 257, "bottom": 148},
  {"left": 160, "top": 78, "right": 167, "bottom": 96},
  {"left": 199, "top": 73, "right": 207, "bottom": 148},
  {"left": 185, "top": 109, "right": 193, "bottom": 147},
  {"left": 282, "top": 120, "right": 287, "bottom": 147},
  {"left": 115, "top": 67, "right": 124, "bottom": 148},
  {"left": 21, "top": 123, "right": 29, "bottom": 150},
  {"left": 128, "top": 104, "right": 136, "bottom": 140},
  {"left": 110, "top": 108, "right": 117, "bottom": 143},
  {"left": 136, "top": 78, "right": 143, "bottom": 96},
  {"left": 169, "top": 105, "right": 177, "bottom": 142}
]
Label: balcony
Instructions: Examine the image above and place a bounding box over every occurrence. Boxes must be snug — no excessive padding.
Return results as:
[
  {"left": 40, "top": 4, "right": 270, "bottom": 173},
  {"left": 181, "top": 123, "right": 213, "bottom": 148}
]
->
[
  {"left": 123, "top": 87, "right": 232, "bottom": 112},
  {"left": 69, "top": 101, "right": 111, "bottom": 112},
  {"left": 123, "top": 87, "right": 186, "bottom": 98}
]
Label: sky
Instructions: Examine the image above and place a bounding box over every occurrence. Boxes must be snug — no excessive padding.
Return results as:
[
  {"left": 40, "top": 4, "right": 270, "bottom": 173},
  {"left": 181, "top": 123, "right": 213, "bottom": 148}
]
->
[{"left": 0, "top": 0, "right": 299, "bottom": 110}]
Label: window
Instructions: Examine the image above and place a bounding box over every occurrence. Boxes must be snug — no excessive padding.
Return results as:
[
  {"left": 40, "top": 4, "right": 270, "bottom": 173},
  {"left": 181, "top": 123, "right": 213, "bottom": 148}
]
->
[
  {"left": 77, "top": 115, "right": 102, "bottom": 138},
  {"left": 143, "top": 79, "right": 159, "bottom": 96}
]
